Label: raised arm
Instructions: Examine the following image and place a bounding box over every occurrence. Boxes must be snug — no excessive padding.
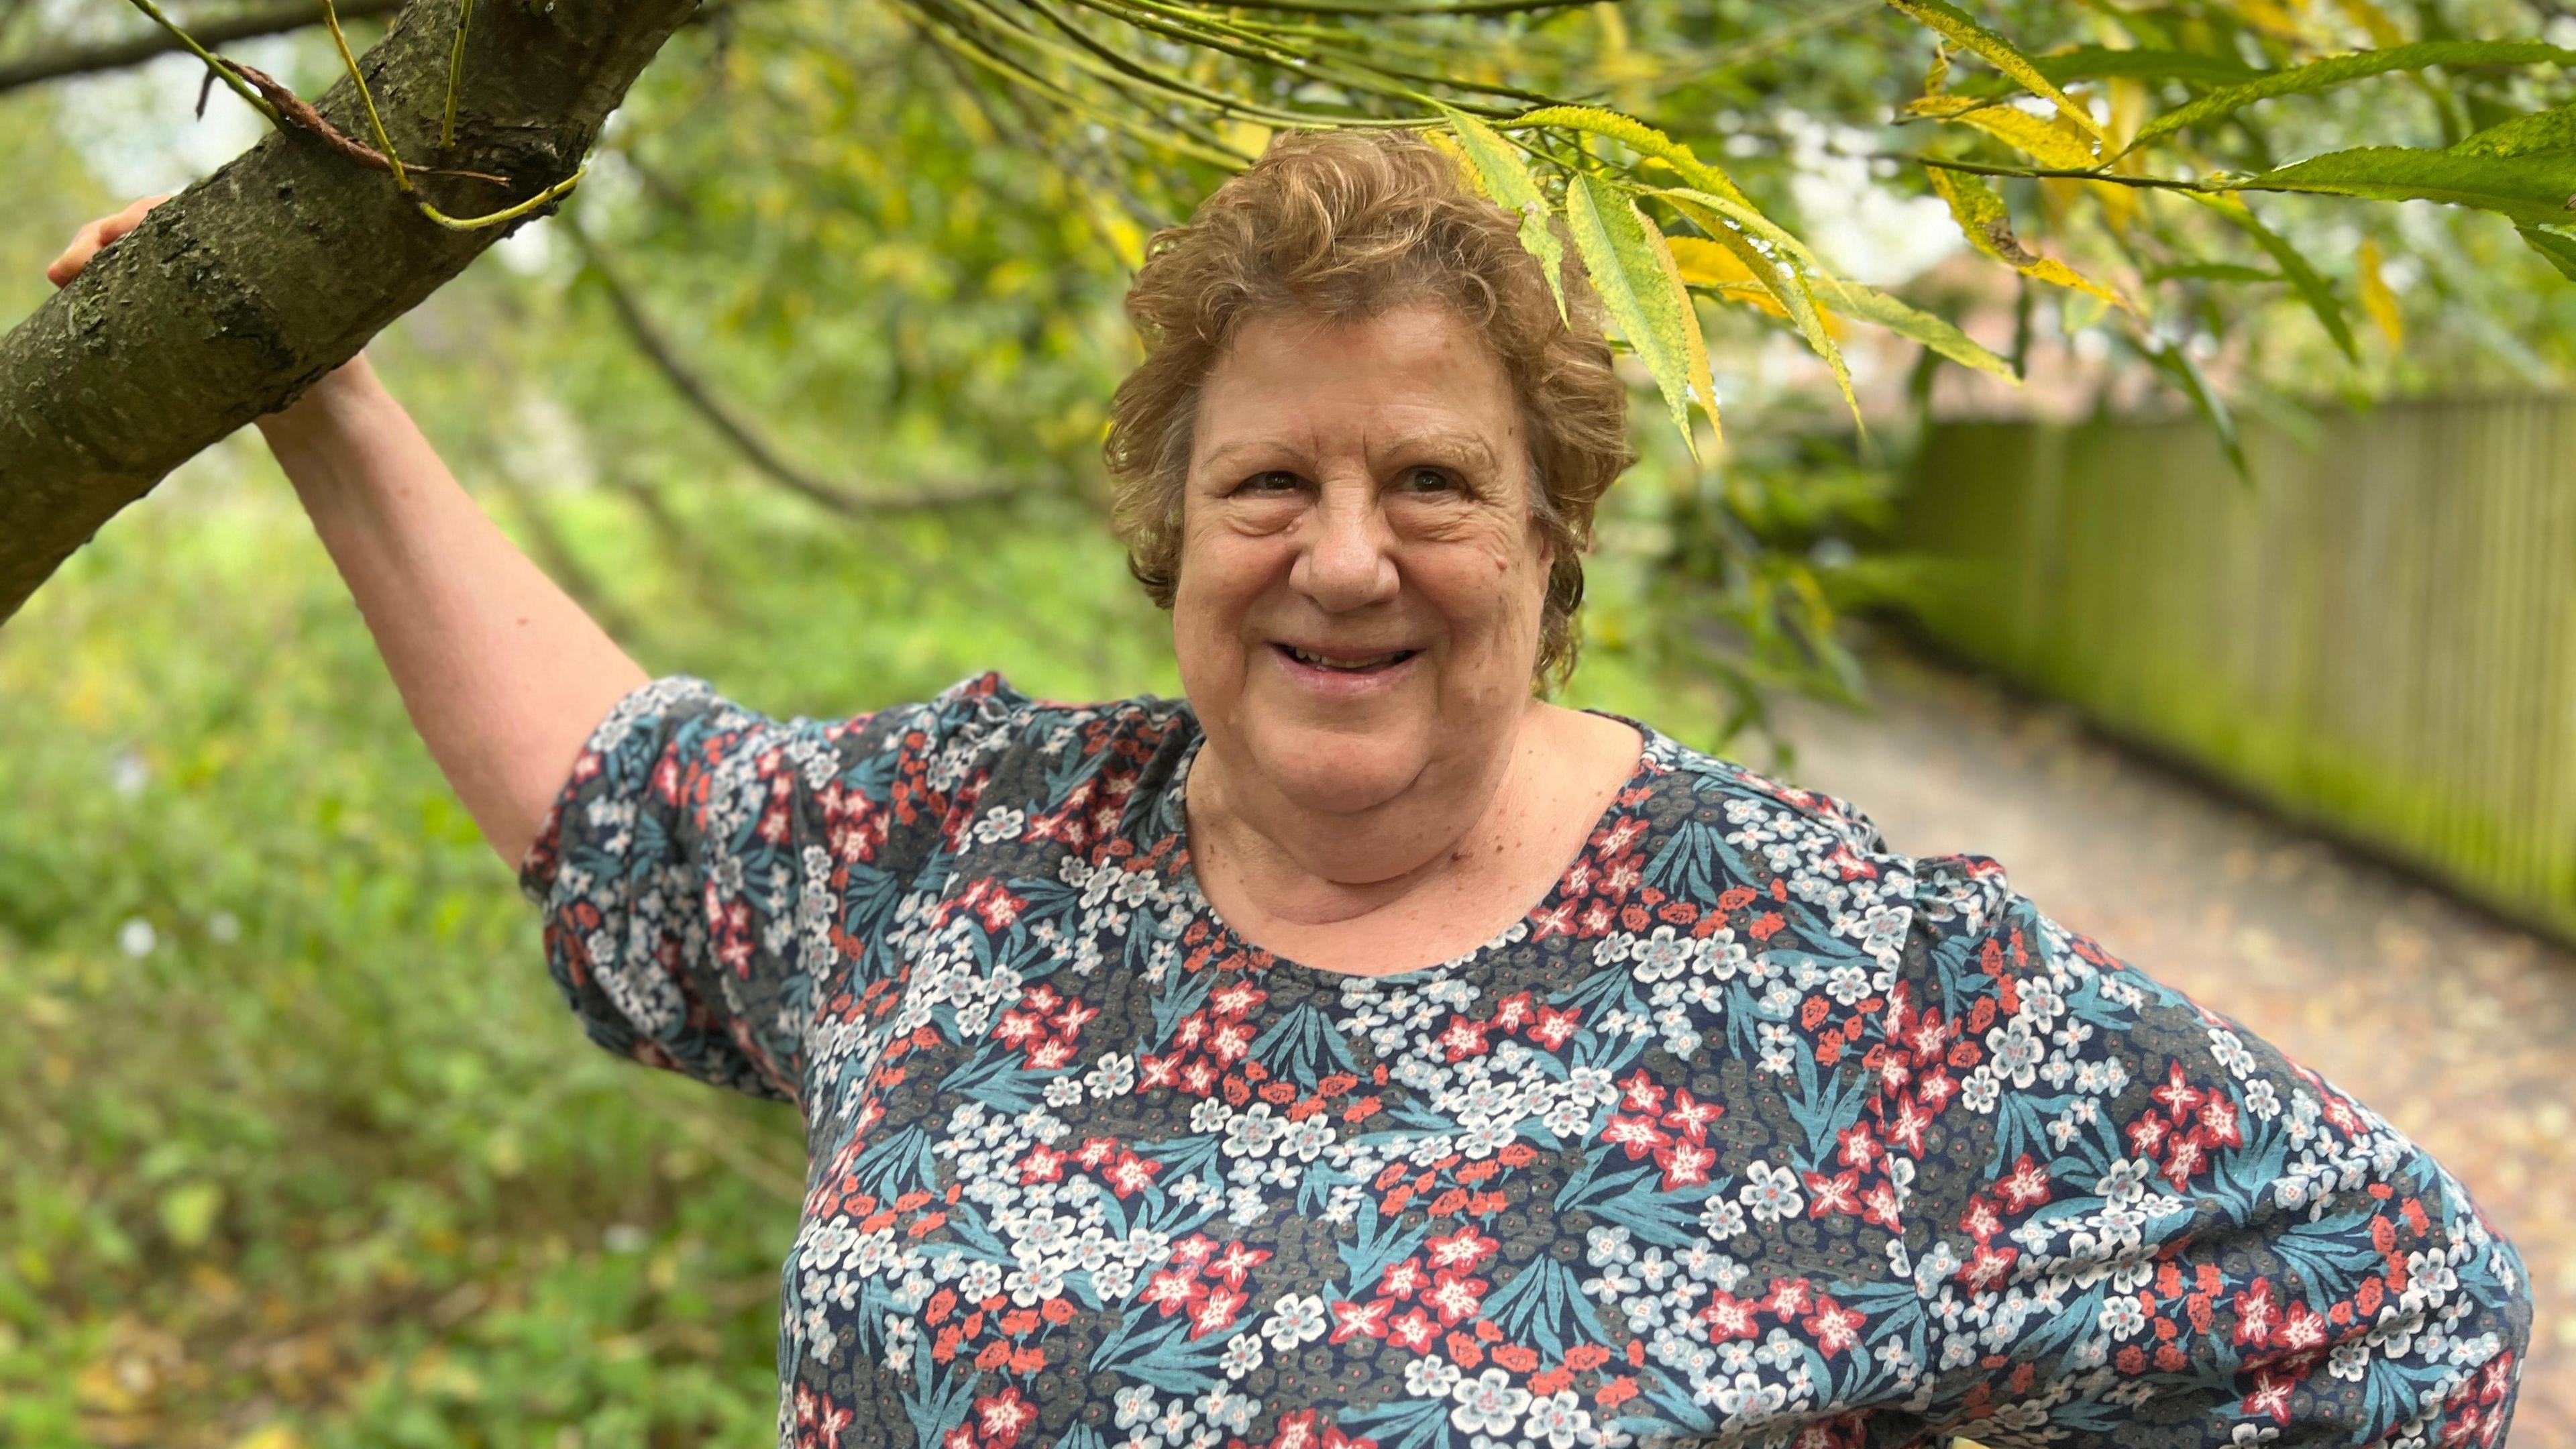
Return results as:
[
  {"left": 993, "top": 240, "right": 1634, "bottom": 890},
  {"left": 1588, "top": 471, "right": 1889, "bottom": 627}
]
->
[{"left": 50, "top": 200, "right": 647, "bottom": 866}]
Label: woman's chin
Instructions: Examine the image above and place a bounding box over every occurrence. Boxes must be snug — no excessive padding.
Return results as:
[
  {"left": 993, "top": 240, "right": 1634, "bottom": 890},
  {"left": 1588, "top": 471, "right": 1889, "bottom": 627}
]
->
[{"left": 1238, "top": 733, "right": 1427, "bottom": 818}]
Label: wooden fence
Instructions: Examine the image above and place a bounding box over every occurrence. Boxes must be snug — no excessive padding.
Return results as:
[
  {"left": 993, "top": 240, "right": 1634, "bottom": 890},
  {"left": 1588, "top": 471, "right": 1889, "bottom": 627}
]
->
[{"left": 1897, "top": 396, "right": 2576, "bottom": 943}]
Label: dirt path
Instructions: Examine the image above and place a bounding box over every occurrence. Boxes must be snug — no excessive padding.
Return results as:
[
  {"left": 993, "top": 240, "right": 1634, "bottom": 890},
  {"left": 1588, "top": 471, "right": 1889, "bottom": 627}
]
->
[{"left": 1765, "top": 649, "right": 2575, "bottom": 1442}]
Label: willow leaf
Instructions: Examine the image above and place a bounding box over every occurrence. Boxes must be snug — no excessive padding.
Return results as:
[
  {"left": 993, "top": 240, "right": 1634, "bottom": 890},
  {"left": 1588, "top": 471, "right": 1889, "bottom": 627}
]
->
[
  {"left": 2248, "top": 146, "right": 2576, "bottom": 226},
  {"left": 1809, "top": 276, "right": 2018, "bottom": 380},
  {"left": 2453, "top": 101, "right": 2576, "bottom": 159},
  {"left": 2356, "top": 238, "right": 2404, "bottom": 345},
  {"left": 2034, "top": 45, "right": 2259, "bottom": 87},
  {"left": 1882, "top": 0, "right": 2103, "bottom": 144},
  {"left": 1652, "top": 191, "right": 1859, "bottom": 428},
  {"left": 1648, "top": 186, "right": 1829, "bottom": 276},
  {"left": 2146, "top": 261, "right": 2283, "bottom": 283},
  {"left": 2141, "top": 340, "right": 2249, "bottom": 483},
  {"left": 2518, "top": 226, "right": 2576, "bottom": 282},
  {"left": 1644, "top": 222, "right": 1719, "bottom": 450},
  {"left": 1564, "top": 174, "right": 1709, "bottom": 454},
  {"left": 1666, "top": 237, "right": 1791, "bottom": 319},
  {"left": 1923, "top": 166, "right": 2131, "bottom": 309},
  {"left": 1507, "top": 105, "right": 1753, "bottom": 208},
  {"left": 1904, "top": 94, "right": 2100, "bottom": 168},
  {"left": 1441, "top": 107, "right": 1569, "bottom": 325},
  {"left": 2129, "top": 42, "right": 2576, "bottom": 154},
  {"left": 2190, "top": 195, "right": 2355, "bottom": 362}
]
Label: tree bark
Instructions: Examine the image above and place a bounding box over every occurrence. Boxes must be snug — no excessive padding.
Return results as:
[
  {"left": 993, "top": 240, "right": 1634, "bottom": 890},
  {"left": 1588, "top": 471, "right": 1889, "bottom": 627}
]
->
[{"left": 0, "top": 0, "right": 700, "bottom": 623}]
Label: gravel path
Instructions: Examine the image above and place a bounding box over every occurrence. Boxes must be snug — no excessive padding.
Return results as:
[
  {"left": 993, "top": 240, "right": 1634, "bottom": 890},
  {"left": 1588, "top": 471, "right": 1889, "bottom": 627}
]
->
[{"left": 1764, "top": 649, "right": 2575, "bottom": 1442}]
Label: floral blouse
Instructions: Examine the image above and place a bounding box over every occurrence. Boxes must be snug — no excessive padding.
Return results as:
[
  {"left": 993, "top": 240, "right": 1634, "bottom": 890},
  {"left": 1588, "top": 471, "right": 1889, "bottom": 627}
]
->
[{"left": 519, "top": 673, "right": 2530, "bottom": 1449}]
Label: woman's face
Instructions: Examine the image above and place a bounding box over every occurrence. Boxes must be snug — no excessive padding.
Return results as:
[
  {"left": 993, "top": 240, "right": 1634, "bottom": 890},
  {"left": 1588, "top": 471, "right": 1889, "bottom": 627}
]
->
[{"left": 1173, "top": 302, "right": 1552, "bottom": 820}]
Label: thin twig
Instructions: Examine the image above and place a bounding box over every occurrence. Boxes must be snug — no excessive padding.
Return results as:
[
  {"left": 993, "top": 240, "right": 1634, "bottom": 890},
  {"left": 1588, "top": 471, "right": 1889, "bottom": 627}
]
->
[
  {"left": 1, "top": 0, "right": 400, "bottom": 93},
  {"left": 441, "top": 0, "right": 477, "bottom": 148},
  {"left": 232, "top": 60, "right": 508, "bottom": 181},
  {"left": 319, "top": 0, "right": 408, "bottom": 187},
  {"left": 117, "top": 0, "right": 279, "bottom": 121},
  {"left": 1210, "top": 0, "right": 1599, "bottom": 16},
  {"left": 1912, "top": 154, "right": 2227, "bottom": 192},
  {"left": 566, "top": 220, "right": 1042, "bottom": 519}
]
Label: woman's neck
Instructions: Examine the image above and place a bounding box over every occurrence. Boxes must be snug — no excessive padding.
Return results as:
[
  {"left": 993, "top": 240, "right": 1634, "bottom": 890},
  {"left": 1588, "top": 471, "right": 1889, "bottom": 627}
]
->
[{"left": 1183, "top": 701, "right": 1635, "bottom": 938}]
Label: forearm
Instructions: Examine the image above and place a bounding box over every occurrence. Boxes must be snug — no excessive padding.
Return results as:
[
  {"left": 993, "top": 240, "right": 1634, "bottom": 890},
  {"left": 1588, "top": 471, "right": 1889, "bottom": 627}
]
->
[{"left": 259, "top": 360, "right": 649, "bottom": 867}]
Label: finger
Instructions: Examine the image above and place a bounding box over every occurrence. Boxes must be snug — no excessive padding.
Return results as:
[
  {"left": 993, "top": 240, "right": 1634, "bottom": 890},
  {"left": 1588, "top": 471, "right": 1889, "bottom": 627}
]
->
[
  {"left": 44, "top": 223, "right": 107, "bottom": 289},
  {"left": 95, "top": 193, "right": 175, "bottom": 250},
  {"left": 44, "top": 195, "right": 173, "bottom": 288}
]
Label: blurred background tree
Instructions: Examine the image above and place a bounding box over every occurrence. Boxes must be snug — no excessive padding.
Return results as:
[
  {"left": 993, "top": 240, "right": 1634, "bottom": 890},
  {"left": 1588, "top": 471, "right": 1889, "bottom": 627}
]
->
[{"left": 1, "top": 0, "right": 2571, "bottom": 1440}]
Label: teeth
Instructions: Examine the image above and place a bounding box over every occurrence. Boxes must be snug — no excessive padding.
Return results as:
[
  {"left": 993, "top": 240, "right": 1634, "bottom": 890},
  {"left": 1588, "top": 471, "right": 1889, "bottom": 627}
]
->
[{"left": 1289, "top": 647, "right": 1407, "bottom": 671}]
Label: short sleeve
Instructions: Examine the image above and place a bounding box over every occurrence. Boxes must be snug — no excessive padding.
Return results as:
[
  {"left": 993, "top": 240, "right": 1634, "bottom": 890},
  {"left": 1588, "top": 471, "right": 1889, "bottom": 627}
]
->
[
  {"left": 517, "top": 672, "right": 1029, "bottom": 1103},
  {"left": 1890, "top": 857, "right": 2532, "bottom": 1448}
]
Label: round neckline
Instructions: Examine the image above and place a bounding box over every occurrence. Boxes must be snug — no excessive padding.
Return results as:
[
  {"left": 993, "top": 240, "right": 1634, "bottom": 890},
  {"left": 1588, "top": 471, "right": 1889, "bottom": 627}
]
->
[{"left": 1161, "top": 708, "right": 1667, "bottom": 986}]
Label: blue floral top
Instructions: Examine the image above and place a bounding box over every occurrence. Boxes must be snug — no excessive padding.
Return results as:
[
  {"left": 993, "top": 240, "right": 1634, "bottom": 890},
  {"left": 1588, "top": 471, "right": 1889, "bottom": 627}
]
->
[{"left": 519, "top": 674, "right": 2531, "bottom": 1449}]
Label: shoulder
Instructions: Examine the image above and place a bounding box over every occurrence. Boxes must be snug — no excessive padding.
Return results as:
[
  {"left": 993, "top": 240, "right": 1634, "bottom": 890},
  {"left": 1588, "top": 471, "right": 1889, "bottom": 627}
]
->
[{"left": 1629, "top": 722, "right": 1909, "bottom": 889}]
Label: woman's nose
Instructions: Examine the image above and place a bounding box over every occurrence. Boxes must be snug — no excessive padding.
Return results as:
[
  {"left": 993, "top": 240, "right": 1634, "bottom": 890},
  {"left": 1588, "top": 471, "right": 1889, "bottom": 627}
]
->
[{"left": 1290, "top": 484, "right": 1399, "bottom": 613}]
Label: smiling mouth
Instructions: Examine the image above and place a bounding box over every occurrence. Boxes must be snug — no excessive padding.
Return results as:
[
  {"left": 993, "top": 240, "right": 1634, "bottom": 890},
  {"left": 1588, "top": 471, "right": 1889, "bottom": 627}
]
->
[{"left": 1275, "top": 643, "right": 1419, "bottom": 674}]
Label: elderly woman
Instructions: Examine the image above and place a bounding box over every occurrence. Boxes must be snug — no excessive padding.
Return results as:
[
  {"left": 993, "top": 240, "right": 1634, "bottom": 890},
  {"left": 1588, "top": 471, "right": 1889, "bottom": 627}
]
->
[{"left": 54, "top": 131, "right": 2529, "bottom": 1447}]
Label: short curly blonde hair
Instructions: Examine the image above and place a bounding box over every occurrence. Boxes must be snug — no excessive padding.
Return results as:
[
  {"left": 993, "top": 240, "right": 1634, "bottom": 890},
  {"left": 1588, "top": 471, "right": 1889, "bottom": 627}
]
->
[{"left": 1102, "top": 127, "right": 1635, "bottom": 688}]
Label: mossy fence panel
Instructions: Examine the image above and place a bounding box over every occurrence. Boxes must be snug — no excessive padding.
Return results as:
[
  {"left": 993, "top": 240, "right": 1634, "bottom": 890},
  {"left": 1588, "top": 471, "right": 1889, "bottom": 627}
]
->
[{"left": 1898, "top": 397, "right": 2576, "bottom": 943}]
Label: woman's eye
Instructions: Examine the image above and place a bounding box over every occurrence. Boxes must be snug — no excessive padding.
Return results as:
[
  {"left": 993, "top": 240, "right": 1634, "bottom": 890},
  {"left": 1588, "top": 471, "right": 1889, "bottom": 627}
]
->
[
  {"left": 1400, "top": 466, "right": 1458, "bottom": 494},
  {"left": 1237, "top": 470, "right": 1301, "bottom": 494}
]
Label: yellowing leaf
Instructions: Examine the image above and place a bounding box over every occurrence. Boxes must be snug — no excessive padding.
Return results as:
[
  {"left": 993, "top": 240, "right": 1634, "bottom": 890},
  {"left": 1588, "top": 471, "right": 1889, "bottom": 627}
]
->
[
  {"left": 1904, "top": 95, "right": 2100, "bottom": 168},
  {"left": 2220, "top": 0, "right": 2309, "bottom": 42},
  {"left": 232, "top": 1429, "right": 309, "bottom": 1449},
  {"left": 1882, "top": 0, "right": 2103, "bottom": 144},
  {"left": 1653, "top": 191, "right": 1860, "bottom": 429},
  {"left": 1442, "top": 107, "right": 1570, "bottom": 325},
  {"left": 1564, "top": 175, "right": 1712, "bottom": 454},
  {"left": 2357, "top": 238, "right": 2404, "bottom": 345},
  {"left": 1222, "top": 120, "right": 1273, "bottom": 158},
  {"left": 1506, "top": 106, "right": 1753, "bottom": 209},
  {"left": 2336, "top": 0, "right": 2406, "bottom": 47},
  {"left": 1644, "top": 223, "right": 1718, "bottom": 448},
  {"left": 1665, "top": 236, "right": 1790, "bottom": 319},
  {"left": 1923, "top": 166, "right": 2133, "bottom": 310},
  {"left": 2106, "top": 76, "right": 2152, "bottom": 153}
]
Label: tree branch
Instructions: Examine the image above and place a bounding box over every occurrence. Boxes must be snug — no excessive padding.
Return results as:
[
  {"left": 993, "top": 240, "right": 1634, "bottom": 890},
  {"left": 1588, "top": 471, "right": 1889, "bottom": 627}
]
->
[
  {"left": 565, "top": 221, "right": 1038, "bottom": 519},
  {"left": 0, "top": 0, "right": 402, "bottom": 94},
  {"left": 0, "top": 0, "right": 703, "bottom": 621}
]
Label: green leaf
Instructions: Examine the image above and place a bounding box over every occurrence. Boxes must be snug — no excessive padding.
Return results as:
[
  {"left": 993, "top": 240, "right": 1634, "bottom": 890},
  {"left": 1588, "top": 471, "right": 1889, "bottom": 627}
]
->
[
  {"left": 2453, "top": 101, "right": 2576, "bottom": 159},
  {"left": 2033, "top": 45, "right": 2260, "bottom": 87},
  {"left": 2517, "top": 225, "right": 2576, "bottom": 282},
  {"left": 1882, "top": 0, "right": 2104, "bottom": 144},
  {"left": 1564, "top": 174, "right": 1711, "bottom": 455},
  {"left": 2190, "top": 195, "right": 2355, "bottom": 362},
  {"left": 2145, "top": 261, "right": 2286, "bottom": 283},
  {"left": 1808, "top": 276, "right": 2019, "bottom": 380},
  {"left": 2129, "top": 42, "right": 2576, "bottom": 154},
  {"left": 160, "top": 1181, "right": 224, "bottom": 1250},
  {"left": 2140, "top": 339, "right": 2249, "bottom": 484},
  {"left": 1440, "top": 107, "right": 1570, "bottom": 325},
  {"left": 2248, "top": 146, "right": 2576, "bottom": 226},
  {"left": 1507, "top": 105, "right": 1754, "bottom": 208}
]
